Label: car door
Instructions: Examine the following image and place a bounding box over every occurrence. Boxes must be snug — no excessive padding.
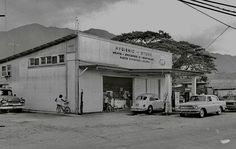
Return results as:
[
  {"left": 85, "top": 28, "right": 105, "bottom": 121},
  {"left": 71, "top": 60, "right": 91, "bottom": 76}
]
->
[
  {"left": 154, "top": 95, "right": 164, "bottom": 110},
  {"left": 206, "top": 96, "right": 215, "bottom": 113},
  {"left": 149, "top": 96, "right": 157, "bottom": 110},
  {"left": 211, "top": 95, "right": 221, "bottom": 111}
]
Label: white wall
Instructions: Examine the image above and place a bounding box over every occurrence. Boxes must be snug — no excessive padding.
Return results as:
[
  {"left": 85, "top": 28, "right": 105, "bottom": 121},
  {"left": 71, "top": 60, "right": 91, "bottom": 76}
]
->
[
  {"left": 0, "top": 39, "right": 76, "bottom": 112},
  {"left": 79, "top": 70, "right": 103, "bottom": 113}
]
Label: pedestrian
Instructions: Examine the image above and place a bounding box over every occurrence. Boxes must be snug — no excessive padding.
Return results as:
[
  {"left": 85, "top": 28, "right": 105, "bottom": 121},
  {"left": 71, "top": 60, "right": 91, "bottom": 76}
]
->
[{"left": 104, "top": 93, "right": 108, "bottom": 111}]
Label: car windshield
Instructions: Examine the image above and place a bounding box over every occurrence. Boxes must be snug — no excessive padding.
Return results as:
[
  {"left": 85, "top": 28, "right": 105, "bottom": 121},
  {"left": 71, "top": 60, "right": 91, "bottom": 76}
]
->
[
  {"left": 0, "top": 90, "right": 13, "bottom": 96},
  {"left": 189, "top": 96, "right": 206, "bottom": 102},
  {"left": 136, "top": 96, "right": 147, "bottom": 100}
]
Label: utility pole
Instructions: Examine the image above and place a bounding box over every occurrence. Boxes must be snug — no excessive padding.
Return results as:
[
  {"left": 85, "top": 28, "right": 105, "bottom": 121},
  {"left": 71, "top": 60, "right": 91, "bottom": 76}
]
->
[{"left": 74, "top": 17, "right": 80, "bottom": 114}]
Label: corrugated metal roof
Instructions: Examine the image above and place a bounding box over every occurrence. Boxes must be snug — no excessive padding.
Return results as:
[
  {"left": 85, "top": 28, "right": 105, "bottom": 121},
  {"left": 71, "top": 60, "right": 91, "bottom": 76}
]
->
[{"left": 0, "top": 34, "right": 77, "bottom": 64}]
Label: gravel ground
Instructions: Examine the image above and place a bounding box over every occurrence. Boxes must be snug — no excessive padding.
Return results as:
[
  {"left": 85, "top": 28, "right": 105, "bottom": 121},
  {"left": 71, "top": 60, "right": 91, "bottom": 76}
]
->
[{"left": 1, "top": 111, "right": 236, "bottom": 149}]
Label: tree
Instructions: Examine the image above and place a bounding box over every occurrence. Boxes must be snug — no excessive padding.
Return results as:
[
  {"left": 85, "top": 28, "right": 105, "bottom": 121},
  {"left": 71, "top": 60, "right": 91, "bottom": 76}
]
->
[{"left": 112, "top": 30, "right": 217, "bottom": 83}]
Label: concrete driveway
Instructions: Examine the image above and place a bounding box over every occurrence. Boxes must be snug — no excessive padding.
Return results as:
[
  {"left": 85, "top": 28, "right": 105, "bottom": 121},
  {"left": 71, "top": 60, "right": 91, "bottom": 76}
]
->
[{"left": 0, "top": 111, "right": 236, "bottom": 149}]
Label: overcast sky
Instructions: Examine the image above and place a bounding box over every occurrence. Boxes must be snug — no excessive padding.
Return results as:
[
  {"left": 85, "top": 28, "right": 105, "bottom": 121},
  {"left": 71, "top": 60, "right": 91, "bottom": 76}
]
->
[{"left": 1, "top": 0, "right": 236, "bottom": 55}]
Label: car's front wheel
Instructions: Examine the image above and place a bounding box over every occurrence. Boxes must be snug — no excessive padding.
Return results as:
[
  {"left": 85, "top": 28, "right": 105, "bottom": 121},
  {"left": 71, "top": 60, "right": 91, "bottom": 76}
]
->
[
  {"left": 216, "top": 107, "right": 222, "bottom": 115},
  {"left": 199, "top": 109, "right": 205, "bottom": 118},
  {"left": 147, "top": 106, "right": 153, "bottom": 114}
]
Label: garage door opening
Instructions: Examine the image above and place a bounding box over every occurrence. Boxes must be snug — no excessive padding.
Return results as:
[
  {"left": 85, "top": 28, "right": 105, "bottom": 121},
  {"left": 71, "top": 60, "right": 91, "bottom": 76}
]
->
[{"left": 103, "top": 76, "right": 132, "bottom": 112}]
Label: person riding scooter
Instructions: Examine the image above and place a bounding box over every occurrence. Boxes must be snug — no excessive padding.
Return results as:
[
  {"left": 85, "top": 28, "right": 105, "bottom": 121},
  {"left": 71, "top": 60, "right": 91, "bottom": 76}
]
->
[{"left": 55, "top": 94, "right": 67, "bottom": 106}]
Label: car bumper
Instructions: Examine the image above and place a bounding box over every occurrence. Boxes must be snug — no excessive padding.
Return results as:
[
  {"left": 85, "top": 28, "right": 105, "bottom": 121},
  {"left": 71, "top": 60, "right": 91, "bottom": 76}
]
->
[
  {"left": 0, "top": 104, "right": 25, "bottom": 110},
  {"left": 179, "top": 109, "right": 200, "bottom": 114},
  {"left": 131, "top": 107, "right": 147, "bottom": 112},
  {"left": 226, "top": 106, "right": 236, "bottom": 110}
]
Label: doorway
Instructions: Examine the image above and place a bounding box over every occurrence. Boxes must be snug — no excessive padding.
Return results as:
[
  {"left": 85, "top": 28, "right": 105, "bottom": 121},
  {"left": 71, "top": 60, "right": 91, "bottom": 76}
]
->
[{"left": 103, "top": 76, "right": 132, "bottom": 111}]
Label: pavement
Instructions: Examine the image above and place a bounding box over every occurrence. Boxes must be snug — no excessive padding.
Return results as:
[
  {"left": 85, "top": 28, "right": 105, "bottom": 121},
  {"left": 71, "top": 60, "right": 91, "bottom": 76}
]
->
[{"left": 0, "top": 111, "right": 236, "bottom": 149}]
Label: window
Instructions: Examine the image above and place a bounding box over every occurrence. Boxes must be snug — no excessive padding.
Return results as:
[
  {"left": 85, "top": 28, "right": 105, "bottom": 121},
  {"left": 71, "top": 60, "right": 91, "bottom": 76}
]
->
[
  {"left": 29, "top": 55, "right": 65, "bottom": 67},
  {"left": 207, "top": 96, "right": 212, "bottom": 102},
  {"left": 149, "top": 97, "right": 155, "bottom": 101},
  {"left": 52, "top": 56, "right": 57, "bottom": 64},
  {"left": 29, "top": 58, "right": 35, "bottom": 66},
  {"left": 7, "top": 65, "right": 11, "bottom": 76},
  {"left": 34, "top": 58, "right": 39, "bottom": 66},
  {"left": 59, "top": 54, "right": 65, "bottom": 63},
  {"left": 41, "top": 57, "right": 46, "bottom": 65},
  {"left": 2, "top": 65, "right": 11, "bottom": 77},
  {"left": 2, "top": 66, "right": 6, "bottom": 76},
  {"left": 0, "top": 90, "right": 12, "bottom": 96},
  {"left": 46, "top": 56, "right": 52, "bottom": 64},
  {"left": 211, "top": 96, "right": 218, "bottom": 102}
]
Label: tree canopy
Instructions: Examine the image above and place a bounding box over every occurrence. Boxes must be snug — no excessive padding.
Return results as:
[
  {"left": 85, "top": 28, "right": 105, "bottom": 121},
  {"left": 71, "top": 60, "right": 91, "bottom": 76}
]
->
[{"left": 112, "top": 30, "right": 217, "bottom": 82}]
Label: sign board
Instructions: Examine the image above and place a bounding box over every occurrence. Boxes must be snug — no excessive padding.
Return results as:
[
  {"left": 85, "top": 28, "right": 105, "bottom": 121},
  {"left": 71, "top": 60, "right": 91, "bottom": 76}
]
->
[{"left": 79, "top": 34, "right": 172, "bottom": 69}]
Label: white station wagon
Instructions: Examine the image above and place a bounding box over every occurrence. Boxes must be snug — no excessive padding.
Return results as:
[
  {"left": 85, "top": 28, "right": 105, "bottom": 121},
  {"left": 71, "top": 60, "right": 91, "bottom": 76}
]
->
[
  {"left": 131, "top": 93, "right": 164, "bottom": 114},
  {"left": 179, "top": 95, "right": 226, "bottom": 118}
]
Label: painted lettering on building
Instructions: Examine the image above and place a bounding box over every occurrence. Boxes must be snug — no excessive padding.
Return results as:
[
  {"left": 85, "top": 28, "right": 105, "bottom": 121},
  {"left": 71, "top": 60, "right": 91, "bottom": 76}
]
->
[{"left": 112, "top": 46, "right": 154, "bottom": 64}]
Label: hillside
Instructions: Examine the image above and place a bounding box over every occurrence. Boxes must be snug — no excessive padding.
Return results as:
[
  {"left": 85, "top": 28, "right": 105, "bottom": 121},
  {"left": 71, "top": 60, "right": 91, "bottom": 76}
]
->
[
  {"left": 210, "top": 53, "right": 236, "bottom": 73},
  {"left": 83, "top": 28, "right": 115, "bottom": 39},
  {"left": 0, "top": 24, "right": 115, "bottom": 59}
]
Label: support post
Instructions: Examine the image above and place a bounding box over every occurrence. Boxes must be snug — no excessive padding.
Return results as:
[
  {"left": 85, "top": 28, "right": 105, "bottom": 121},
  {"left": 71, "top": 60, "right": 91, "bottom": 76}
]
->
[
  {"left": 191, "top": 76, "right": 197, "bottom": 96},
  {"left": 164, "top": 73, "right": 172, "bottom": 114}
]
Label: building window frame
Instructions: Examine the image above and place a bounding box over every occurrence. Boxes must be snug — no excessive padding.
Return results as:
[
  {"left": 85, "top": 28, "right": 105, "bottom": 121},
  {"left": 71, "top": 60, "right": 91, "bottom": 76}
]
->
[
  {"left": 34, "top": 58, "right": 39, "bottom": 66},
  {"left": 52, "top": 56, "right": 58, "bottom": 64},
  {"left": 41, "top": 57, "right": 46, "bottom": 65},
  {"left": 46, "top": 56, "right": 52, "bottom": 64},
  {"left": 59, "top": 54, "right": 65, "bottom": 63},
  {"left": 28, "top": 54, "right": 65, "bottom": 68},
  {"left": 29, "top": 58, "right": 35, "bottom": 66},
  {"left": 1, "top": 65, "right": 11, "bottom": 77}
]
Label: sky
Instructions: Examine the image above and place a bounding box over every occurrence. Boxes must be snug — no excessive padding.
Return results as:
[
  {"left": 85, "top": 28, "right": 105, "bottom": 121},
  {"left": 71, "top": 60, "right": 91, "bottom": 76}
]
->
[{"left": 1, "top": 0, "right": 236, "bottom": 55}]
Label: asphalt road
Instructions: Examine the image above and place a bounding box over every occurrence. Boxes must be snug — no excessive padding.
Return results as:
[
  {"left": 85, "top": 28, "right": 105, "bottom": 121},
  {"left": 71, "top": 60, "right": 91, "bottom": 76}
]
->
[{"left": 0, "top": 111, "right": 236, "bottom": 149}]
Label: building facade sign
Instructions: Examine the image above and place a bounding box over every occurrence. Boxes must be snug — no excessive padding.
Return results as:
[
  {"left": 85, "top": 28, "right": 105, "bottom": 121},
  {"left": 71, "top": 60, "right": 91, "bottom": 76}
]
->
[
  {"left": 79, "top": 34, "right": 172, "bottom": 69},
  {"left": 112, "top": 46, "right": 154, "bottom": 64}
]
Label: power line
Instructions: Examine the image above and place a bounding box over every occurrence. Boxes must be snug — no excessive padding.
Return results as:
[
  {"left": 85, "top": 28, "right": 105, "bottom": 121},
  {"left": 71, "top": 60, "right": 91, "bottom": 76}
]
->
[
  {"left": 190, "top": 0, "right": 236, "bottom": 14},
  {"left": 202, "top": 0, "right": 236, "bottom": 9},
  {"left": 179, "top": 0, "right": 236, "bottom": 17},
  {"left": 177, "top": 0, "right": 236, "bottom": 29},
  {"left": 177, "top": 0, "right": 235, "bottom": 49},
  {"left": 205, "top": 26, "right": 230, "bottom": 49}
]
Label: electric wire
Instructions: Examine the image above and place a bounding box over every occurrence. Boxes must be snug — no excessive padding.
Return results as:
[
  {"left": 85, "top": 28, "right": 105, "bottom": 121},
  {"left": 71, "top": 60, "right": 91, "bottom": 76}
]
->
[
  {"left": 177, "top": 0, "right": 236, "bottom": 29},
  {"left": 205, "top": 26, "right": 230, "bottom": 49},
  {"left": 190, "top": 0, "right": 236, "bottom": 14},
  {"left": 179, "top": 0, "right": 236, "bottom": 17},
  {"left": 202, "top": 0, "right": 236, "bottom": 9},
  {"left": 177, "top": 0, "right": 235, "bottom": 49}
]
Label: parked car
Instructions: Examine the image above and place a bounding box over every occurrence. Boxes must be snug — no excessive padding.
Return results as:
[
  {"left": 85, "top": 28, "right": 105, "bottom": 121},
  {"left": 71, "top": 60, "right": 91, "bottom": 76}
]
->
[
  {"left": 131, "top": 93, "right": 164, "bottom": 114},
  {"left": 224, "top": 95, "right": 236, "bottom": 110},
  {"left": 0, "top": 88, "right": 25, "bottom": 113},
  {"left": 178, "top": 95, "right": 226, "bottom": 118}
]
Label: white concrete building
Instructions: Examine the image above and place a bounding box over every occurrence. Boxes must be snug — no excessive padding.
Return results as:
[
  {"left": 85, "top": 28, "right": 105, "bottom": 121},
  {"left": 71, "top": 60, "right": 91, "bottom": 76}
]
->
[{"left": 0, "top": 33, "right": 199, "bottom": 114}]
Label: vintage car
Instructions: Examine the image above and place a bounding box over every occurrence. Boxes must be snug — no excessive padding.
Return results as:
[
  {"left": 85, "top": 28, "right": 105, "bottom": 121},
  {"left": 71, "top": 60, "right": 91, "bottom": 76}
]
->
[
  {"left": 224, "top": 96, "right": 236, "bottom": 110},
  {"left": 178, "top": 95, "right": 226, "bottom": 118},
  {"left": 131, "top": 93, "right": 164, "bottom": 114},
  {"left": 0, "top": 88, "right": 25, "bottom": 113}
]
